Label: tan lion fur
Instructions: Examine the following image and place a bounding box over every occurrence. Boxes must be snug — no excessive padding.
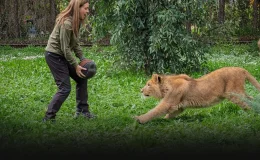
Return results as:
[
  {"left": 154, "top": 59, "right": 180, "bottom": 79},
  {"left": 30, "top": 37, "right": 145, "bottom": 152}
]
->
[{"left": 134, "top": 67, "right": 260, "bottom": 124}]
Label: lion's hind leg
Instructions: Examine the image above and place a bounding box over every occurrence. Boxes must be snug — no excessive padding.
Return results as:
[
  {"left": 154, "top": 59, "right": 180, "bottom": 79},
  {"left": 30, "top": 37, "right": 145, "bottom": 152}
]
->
[{"left": 224, "top": 93, "right": 251, "bottom": 110}]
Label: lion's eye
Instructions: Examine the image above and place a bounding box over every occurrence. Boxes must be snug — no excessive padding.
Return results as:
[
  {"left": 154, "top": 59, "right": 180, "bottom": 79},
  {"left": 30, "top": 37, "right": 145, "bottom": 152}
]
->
[{"left": 147, "top": 83, "right": 150, "bottom": 86}]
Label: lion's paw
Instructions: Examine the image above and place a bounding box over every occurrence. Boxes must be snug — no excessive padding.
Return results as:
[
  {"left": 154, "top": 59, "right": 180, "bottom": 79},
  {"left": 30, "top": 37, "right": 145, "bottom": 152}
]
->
[{"left": 133, "top": 116, "right": 146, "bottom": 124}]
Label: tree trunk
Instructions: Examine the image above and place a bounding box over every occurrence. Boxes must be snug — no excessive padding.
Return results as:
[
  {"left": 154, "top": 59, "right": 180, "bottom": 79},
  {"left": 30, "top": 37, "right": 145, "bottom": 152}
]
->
[
  {"left": 218, "top": 0, "right": 225, "bottom": 24},
  {"left": 253, "top": 0, "right": 259, "bottom": 31},
  {"left": 186, "top": 7, "right": 191, "bottom": 33}
]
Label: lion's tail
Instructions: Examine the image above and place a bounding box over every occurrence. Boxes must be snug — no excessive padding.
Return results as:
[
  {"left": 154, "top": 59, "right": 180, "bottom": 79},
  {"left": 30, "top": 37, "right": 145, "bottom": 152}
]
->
[{"left": 246, "top": 71, "right": 260, "bottom": 92}]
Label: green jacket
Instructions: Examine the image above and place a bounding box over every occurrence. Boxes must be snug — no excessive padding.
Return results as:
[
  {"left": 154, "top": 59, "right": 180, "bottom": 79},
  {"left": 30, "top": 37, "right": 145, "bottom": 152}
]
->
[{"left": 45, "top": 16, "right": 85, "bottom": 67}]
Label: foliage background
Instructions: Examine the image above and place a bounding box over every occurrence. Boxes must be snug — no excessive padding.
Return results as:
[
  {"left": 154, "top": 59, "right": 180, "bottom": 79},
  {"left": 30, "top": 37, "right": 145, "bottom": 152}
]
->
[
  {"left": 1, "top": 0, "right": 259, "bottom": 75},
  {"left": 91, "top": 0, "right": 260, "bottom": 75}
]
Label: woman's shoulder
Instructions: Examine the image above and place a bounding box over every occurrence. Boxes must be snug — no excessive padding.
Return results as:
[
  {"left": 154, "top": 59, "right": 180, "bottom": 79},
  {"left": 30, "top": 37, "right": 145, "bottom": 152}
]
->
[{"left": 63, "top": 16, "right": 72, "bottom": 29}]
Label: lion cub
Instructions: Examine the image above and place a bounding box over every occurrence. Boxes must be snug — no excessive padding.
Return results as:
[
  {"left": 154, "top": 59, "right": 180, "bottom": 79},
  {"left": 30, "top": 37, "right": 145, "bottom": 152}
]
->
[{"left": 134, "top": 67, "right": 260, "bottom": 124}]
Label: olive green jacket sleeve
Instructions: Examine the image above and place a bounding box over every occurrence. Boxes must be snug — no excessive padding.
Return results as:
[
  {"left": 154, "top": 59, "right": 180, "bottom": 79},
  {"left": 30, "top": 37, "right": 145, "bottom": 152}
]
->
[{"left": 45, "top": 17, "right": 85, "bottom": 67}]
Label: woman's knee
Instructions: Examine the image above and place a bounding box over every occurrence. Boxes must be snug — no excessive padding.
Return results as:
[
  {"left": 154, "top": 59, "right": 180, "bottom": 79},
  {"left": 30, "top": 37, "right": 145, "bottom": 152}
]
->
[{"left": 60, "top": 87, "right": 71, "bottom": 96}]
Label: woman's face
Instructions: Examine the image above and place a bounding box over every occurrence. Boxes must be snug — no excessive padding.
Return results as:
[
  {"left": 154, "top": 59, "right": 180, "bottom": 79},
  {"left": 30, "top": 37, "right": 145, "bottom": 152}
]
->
[{"left": 79, "top": 2, "right": 89, "bottom": 20}]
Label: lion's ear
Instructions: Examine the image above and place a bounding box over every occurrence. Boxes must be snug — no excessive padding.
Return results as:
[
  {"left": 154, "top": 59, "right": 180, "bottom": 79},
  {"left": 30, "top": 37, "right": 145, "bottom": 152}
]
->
[{"left": 152, "top": 74, "right": 162, "bottom": 83}]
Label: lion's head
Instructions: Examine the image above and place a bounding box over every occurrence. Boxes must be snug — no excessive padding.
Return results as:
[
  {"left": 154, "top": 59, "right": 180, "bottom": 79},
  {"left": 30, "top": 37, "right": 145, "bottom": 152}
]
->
[{"left": 141, "top": 74, "right": 163, "bottom": 99}]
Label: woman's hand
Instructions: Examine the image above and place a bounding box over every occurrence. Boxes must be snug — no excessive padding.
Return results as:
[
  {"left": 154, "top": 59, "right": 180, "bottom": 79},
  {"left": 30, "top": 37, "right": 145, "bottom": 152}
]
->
[{"left": 76, "top": 65, "right": 87, "bottom": 78}]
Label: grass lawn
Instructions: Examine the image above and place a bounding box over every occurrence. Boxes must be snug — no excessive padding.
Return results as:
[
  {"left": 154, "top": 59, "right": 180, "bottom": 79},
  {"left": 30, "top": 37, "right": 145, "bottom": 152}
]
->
[{"left": 1, "top": 44, "right": 260, "bottom": 159}]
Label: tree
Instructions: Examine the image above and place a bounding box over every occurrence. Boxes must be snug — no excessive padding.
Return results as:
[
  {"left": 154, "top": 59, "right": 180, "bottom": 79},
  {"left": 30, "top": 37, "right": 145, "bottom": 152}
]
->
[
  {"left": 0, "top": 0, "right": 58, "bottom": 40},
  {"left": 252, "top": 0, "right": 260, "bottom": 30},
  {"left": 94, "top": 0, "right": 212, "bottom": 75},
  {"left": 219, "top": 0, "right": 225, "bottom": 24},
  {"left": 238, "top": 0, "right": 250, "bottom": 30}
]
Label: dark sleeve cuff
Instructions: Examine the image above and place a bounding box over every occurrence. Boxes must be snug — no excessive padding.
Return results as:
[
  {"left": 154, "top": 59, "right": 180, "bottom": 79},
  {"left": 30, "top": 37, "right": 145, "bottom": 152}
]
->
[{"left": 80, "top": 57, "right": 86, "bottom": 61}]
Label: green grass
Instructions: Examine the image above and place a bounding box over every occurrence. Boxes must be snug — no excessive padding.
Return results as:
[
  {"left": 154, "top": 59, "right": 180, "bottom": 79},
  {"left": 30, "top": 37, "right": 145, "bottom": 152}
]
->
[{"left": 1, "top": 44, "right": 260, "bottom": 158}]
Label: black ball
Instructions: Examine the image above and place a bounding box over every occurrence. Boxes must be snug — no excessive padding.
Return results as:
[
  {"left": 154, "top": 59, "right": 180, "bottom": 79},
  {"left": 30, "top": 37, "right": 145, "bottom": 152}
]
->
[{"left": 79, "top": 59, "right": 97, "bottom": 79}]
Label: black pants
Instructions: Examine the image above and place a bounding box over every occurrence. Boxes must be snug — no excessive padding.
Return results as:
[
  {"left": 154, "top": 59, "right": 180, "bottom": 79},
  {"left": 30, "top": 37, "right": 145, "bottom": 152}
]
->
[{"left": 44, "top": 52, "right": 89, "bottom": 119}]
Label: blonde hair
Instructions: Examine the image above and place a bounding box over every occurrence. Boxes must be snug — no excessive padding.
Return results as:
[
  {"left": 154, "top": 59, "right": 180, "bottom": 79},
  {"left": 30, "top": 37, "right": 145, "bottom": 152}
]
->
[{"left": 56, "top": 0, "right": 89, "bottom": 37}]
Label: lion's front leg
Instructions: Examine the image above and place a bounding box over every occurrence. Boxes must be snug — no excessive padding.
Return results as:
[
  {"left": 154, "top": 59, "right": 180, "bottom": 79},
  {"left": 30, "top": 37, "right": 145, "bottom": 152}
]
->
[
  {"left": 164, "top": 107, "right": 184, "bottom": 119},
  {"left": 134, "top": 101, "right": 171, "bottom": 124}
]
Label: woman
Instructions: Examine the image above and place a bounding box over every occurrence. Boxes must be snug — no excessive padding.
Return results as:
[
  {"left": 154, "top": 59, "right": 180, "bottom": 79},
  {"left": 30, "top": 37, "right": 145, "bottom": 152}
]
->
[{"left": 43, "top": 0, "right": 95, "bottom": 122}]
